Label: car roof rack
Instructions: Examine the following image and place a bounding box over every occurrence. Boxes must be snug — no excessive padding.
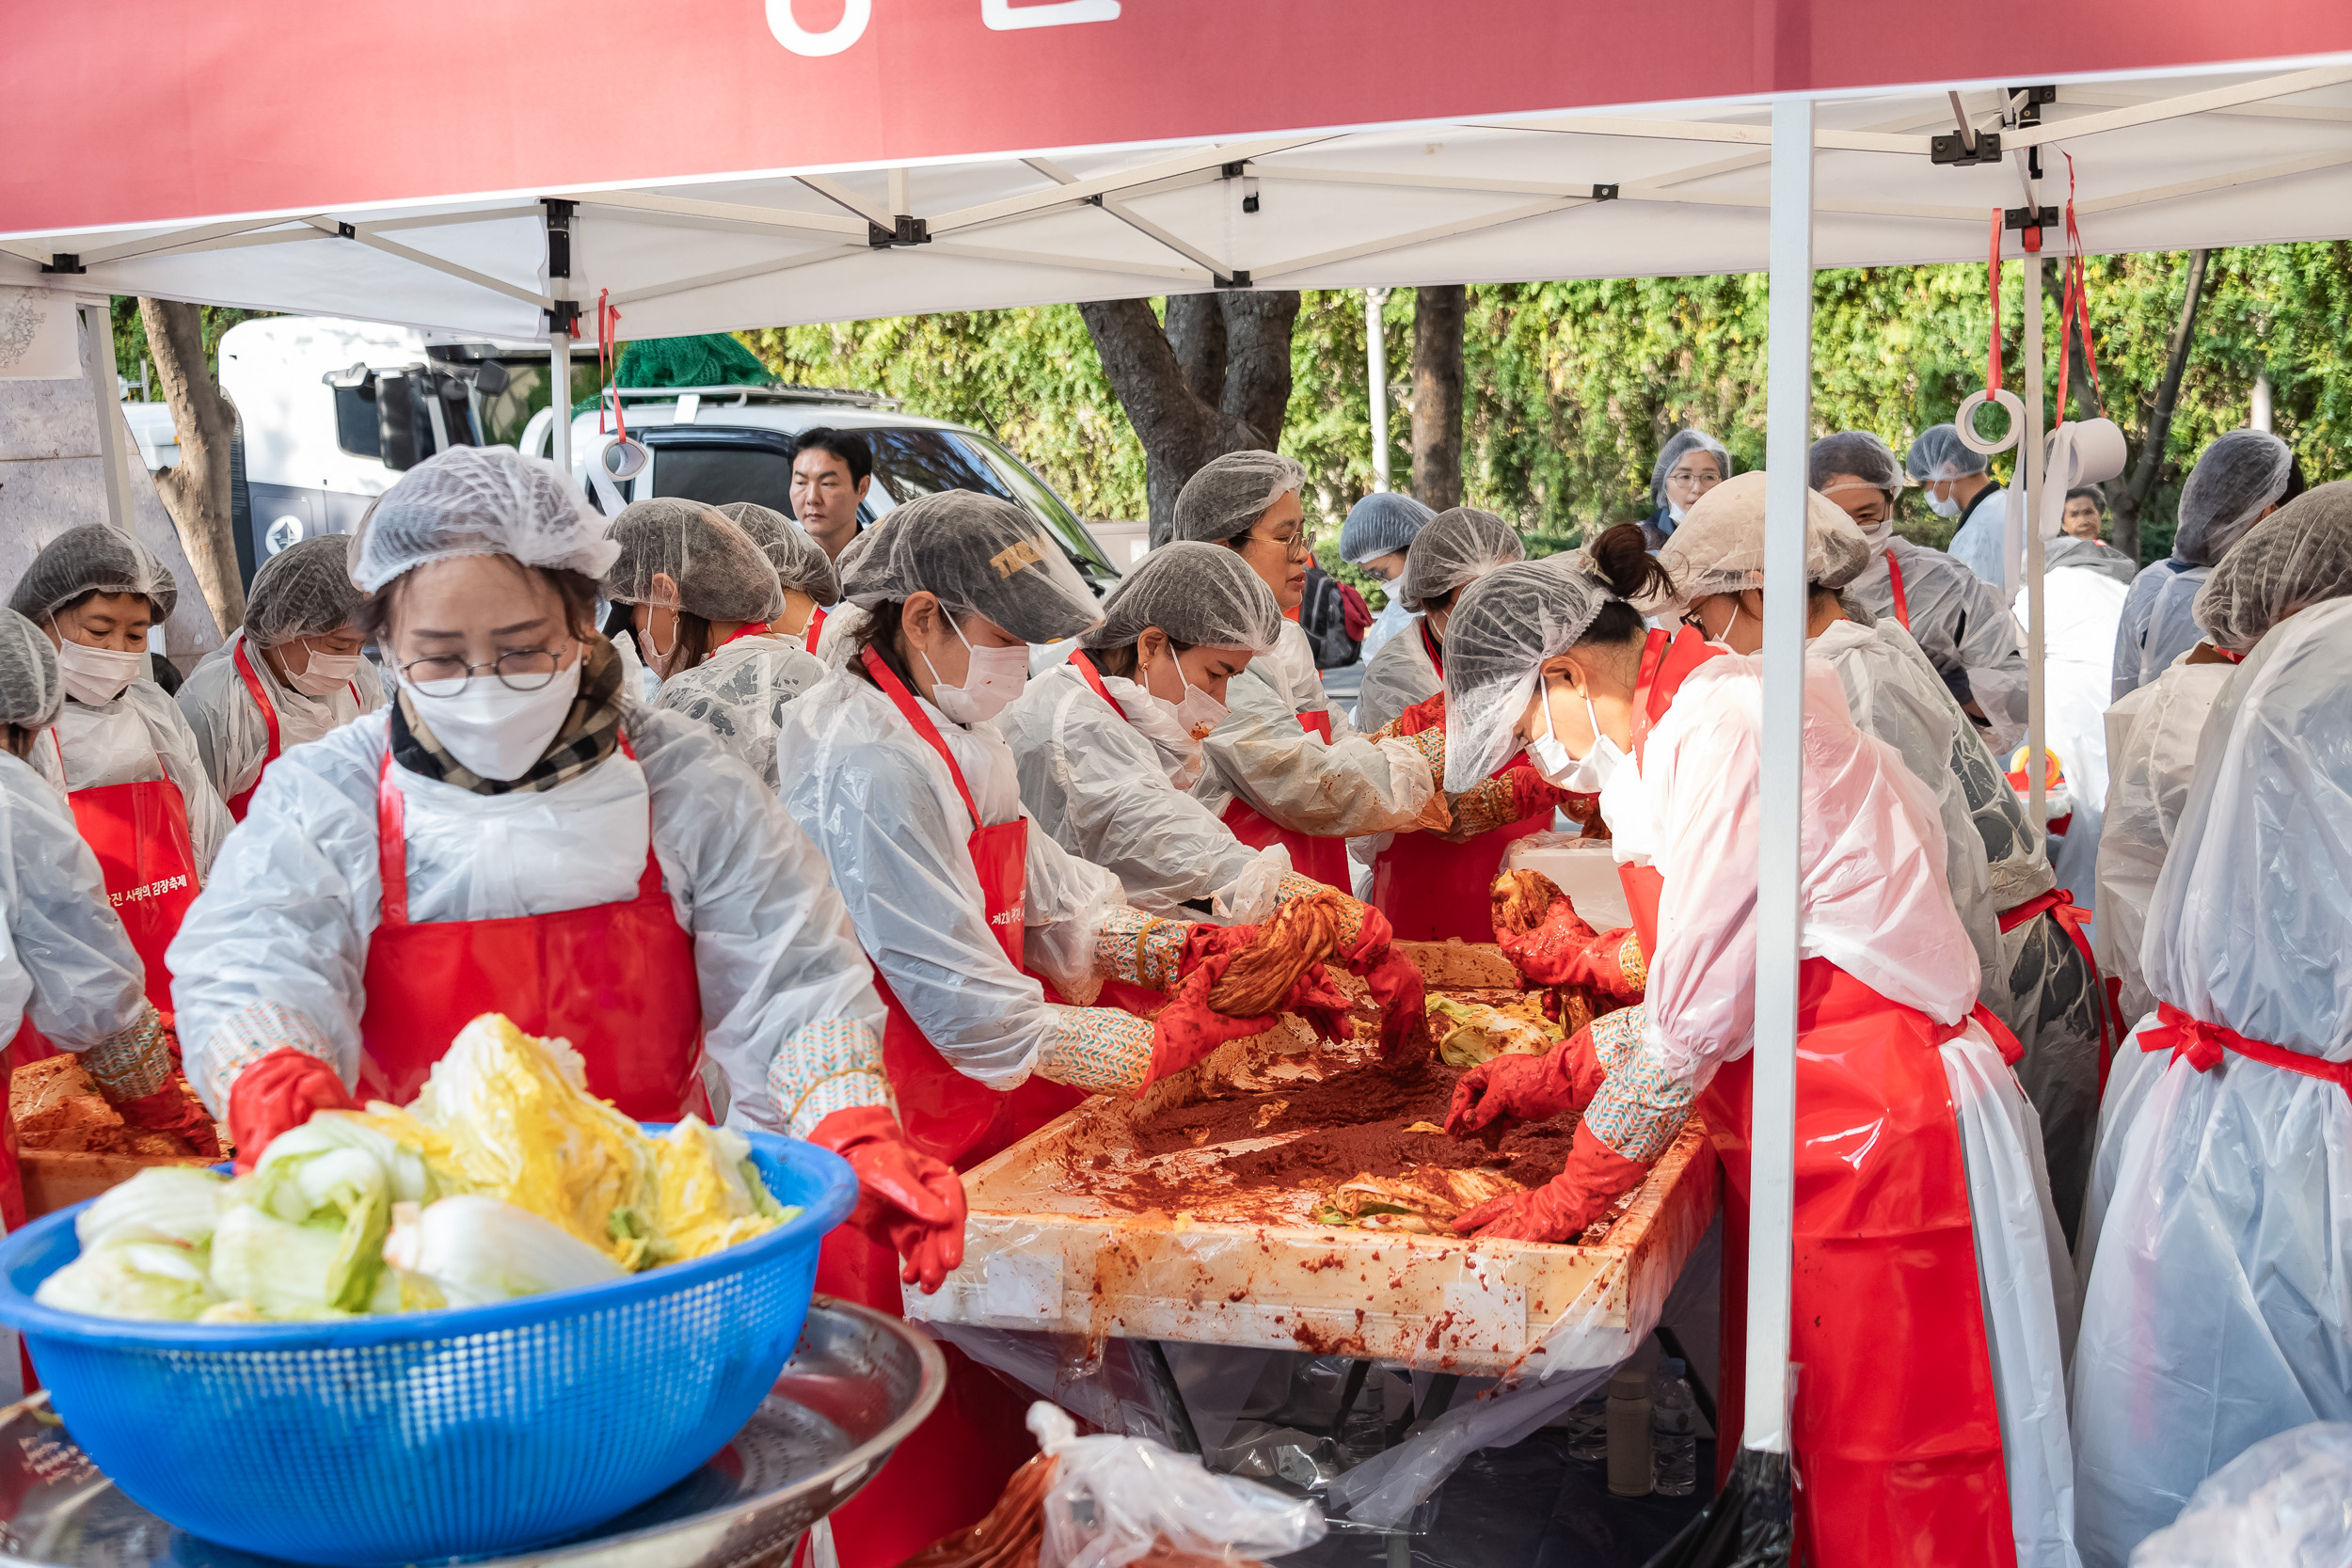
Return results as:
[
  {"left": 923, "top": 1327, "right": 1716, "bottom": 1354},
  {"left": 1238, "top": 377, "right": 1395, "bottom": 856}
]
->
[{"left": 598, "top": 383, "right": 902, "bottom": 411}]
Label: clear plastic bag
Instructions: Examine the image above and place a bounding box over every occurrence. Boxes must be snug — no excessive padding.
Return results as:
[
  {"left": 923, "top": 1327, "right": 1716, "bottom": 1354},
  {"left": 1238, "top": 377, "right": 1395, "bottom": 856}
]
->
[
  {"left": 1027, "top": 1402, "right": 1327, "bottom": 1568},
  {"left": 2127, "top": 1421, "right": 2352, "bottom": 1568}
]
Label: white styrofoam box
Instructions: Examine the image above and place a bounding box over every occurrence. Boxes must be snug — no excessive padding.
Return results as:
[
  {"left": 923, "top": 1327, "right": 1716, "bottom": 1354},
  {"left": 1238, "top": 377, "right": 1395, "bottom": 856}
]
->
[{"left": 1502, "top": 832, "right": 1631, "bottom": 930}]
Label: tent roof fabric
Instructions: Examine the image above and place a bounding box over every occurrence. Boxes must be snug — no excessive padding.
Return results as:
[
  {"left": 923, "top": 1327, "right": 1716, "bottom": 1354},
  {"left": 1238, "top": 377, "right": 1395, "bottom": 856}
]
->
[{"left": 7, "top": 34, "right": 2352, "bottom": 339}]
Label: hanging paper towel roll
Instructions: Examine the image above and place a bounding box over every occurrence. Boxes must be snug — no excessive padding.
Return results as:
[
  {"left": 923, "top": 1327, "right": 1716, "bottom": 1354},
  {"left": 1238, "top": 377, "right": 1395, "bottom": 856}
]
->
[{"left": 2040, "top": 418, "right": 2130, "bottom": 539}]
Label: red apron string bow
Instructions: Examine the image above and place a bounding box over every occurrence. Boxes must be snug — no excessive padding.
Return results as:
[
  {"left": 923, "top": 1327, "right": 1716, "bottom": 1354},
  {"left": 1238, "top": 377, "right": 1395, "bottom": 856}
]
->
[{"left": 2144, "top": 1003, "right": 2352, "bottom": 1100}]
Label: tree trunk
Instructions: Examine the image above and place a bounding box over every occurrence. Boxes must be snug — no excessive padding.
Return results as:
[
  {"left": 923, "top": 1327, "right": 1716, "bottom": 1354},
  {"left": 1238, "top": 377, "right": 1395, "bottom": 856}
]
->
[
  {"left": 2112, "top": 249, "right": 2209, "bottom": 565},
  {"left": 1079, "top": 290, "right": 1301, "bottom": 539},
  {"left": 140, "top": 298, "right": 246, "bottom": 630},
  {"left": 1410, "top": 285, "right": 1467, "bottom": 510}
]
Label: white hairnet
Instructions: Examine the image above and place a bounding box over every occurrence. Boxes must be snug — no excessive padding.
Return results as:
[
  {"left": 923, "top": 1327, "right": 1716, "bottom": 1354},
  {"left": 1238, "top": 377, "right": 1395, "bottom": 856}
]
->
[
  {"left": 1078, "top": 542, "right": 1282, "bottom": 655},
  {"left": 1656, "top": 470, "right": 1873, "bottom": 599},
  {"left": 241, "top": 535, "right": 368, "bottom": 648},
  {"left": 603, "top": 499, "right": 786, "bottom": 624},
  {"left": 1396, "top": 507, "right": 1524, "bottom": 613},
  {"left": 0, "top": 608, "right": 62, "bottom": 732},
  {"left": 2173, "top": 429, "right": 2298, "bottom": 567},
  {"left": 1440, "top": 557, "right": 1626, "bottom": 791},
  {"left": 8, "top": 524, "right": 178, "bottom": 626},
  {"left": 348, "top": 445, "right": 619, "bottom": 594},
  {"left": 2192, "top": 480, "right": 2352, "bottom": 652},
  {"left": 836, "top": 489, "right": 1103, "bottom": 645},
  {"left": 1169, "top": 451, "right": 1310, "bottom": 545},
  {"left": 1649, "top": 430, "right": 1733, "bottom": 508},
  {"left": 1905, "top": 422, "right": 1991, "bottom": 483},
  {"left": 1337, "top": 492, "right": 1435, "bottom": 564},
  {"left": 1809, "top": 430, "right": 1905, "bottom": 504},
  {"left": 715, "top": 501, "right": 841, "bottom": 606}
]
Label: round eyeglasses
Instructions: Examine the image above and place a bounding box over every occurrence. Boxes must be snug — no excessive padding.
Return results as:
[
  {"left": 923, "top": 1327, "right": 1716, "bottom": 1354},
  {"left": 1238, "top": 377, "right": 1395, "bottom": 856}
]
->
[{"left": 398, "top": 641, "right": 575, "bottom": 699}]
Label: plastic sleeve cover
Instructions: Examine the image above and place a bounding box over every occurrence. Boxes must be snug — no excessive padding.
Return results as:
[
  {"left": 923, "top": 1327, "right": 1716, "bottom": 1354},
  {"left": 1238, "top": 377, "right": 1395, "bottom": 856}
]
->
[
  {"left": 1035, "top": 1004, "right": 1154, "bottom": 1095},
  {"left": 1021, "top": 816, "right": 1128, "bottom": 1008},
  {"left": 1578, "top": 1006, "right": 1692, "bottom": 1164},
  {"left": 77, "top": 1004, "right": 175, "bottom": 1102},
  {"left": 776, "top": 676, "right": 1059, "bottom": 1091},
  {"left": 768, "top": 1014, "right": 896, "bottom": 1139},
  {"left": 1352, "top": 630, "right": 1441, "bottom": 736},
  {"left": 1090, "top": 905, "right": 1191, "bottom": 991},
  {"left": 1000, "top": 664, "right": 1269, "bottom": 920},
  {"left": 1194, "top": 663, "right": 1438, "bottom": 836},
  {"left": 0, "top": 753, "right": 151, "bottom": 1051}
]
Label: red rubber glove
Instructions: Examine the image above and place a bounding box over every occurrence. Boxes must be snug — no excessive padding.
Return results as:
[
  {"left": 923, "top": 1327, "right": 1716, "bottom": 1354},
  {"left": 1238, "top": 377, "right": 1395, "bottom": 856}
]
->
[
  {"left": 1148, "top": 954, "right": 1288, "bottom": 1082},
  {"left": 226, "top": 1049, "right": 355, "bottom": 1174},
  {"left": 1361, "top": 947, "right": 1429, "bottom": 1062},
  {"left": 1443, "top": 1023, "right": 1603, "bottom": 1137},
  {"left": 807, "top": 1107, "right": 967, "bottom": 1294},
  {"left": 1453, "top": 1123, "right": 1650, "bottom": 1242},
  {"left": 114, "top": 1083, "right": 224, "bottom": 1160},
  {"left": 1495, "top": 891, "right": 1645, "bottom": 1006}
]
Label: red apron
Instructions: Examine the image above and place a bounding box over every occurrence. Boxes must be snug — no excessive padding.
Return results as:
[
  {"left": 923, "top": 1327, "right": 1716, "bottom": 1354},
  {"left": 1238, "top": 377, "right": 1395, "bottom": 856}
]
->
[
  {"left": 818, "top": 649, "right": 1079, "bottom": 1568},
  {"left": 1219, "top": 707, "right": 1354, "bottom": 892},
  {"left": 226, "top": 641, "right": 360, "bottom": 821},
  {"left": 0, "top": 1022, "right": 29, "bottom": 1235},
  {"left": 56, "top": 732, "right": 199, "bottom": 1020},
  {"left": 1370, "top": 628, "right": 1550, "bottom": 941},
  {"left": 1701, "top": 959, "right": 2019, "bottom": 1568},
  {"left": 718, "top": 621, "right": 771, "bottom": 649},
  {"left": 802, "top": 606, "right": 826, "bottom": 655},
  {"left": 1617, "top": 627, "right": 1726, "bottom": 959},
  {"left": 353, "top": 739, "right": 711, "bottom": 1119},
  {"left": 1884, "top": 546, "right": 1912, "bottom": 630}
]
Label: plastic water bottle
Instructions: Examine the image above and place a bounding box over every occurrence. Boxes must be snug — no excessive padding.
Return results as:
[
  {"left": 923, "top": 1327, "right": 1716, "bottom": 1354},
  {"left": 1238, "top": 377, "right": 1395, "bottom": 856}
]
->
[
  {"left": 1652, "top": 1358, "right": 1698, "bottom": 1497},
  {"left": 1564, "top": 1398, "right": 1608, "bottom": 1461},
  {"left": 1606, "top": 1368, "right": 1654, "bottom": 1497}
]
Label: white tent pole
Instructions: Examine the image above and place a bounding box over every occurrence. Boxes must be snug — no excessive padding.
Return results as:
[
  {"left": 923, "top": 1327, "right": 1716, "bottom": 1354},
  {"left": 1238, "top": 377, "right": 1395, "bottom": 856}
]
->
[
  {"left": 78, "top": 300, "right": 137, "bottom": 535},
  {"left": 2022, "top": 199, "right": 2047, "bottom": 832},
  {"left": 1366, "top": 288, "right": 1391, "bottom": 492},
  {"left": 550, "top": 330, "right": 572, "bottom": 476},
  {"left": 1746, "top": 92, "right": 1813, "bottom": 1459}
]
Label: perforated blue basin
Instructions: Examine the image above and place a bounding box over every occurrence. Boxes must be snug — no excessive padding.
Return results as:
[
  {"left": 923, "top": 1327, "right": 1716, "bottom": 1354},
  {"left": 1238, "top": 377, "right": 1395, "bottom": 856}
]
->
[{"left": 0, "top": 1127, "right": 854, "bottom": 1567}]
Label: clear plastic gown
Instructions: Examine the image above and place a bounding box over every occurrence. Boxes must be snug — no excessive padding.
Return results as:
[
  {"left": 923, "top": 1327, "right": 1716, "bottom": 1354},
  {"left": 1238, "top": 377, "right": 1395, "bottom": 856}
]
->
[
  {"left": 652, "top": 633, "right": 829, "bottom": 789},
  {"left": 175, "top": 631, "right": 387, "bottom": 806}
]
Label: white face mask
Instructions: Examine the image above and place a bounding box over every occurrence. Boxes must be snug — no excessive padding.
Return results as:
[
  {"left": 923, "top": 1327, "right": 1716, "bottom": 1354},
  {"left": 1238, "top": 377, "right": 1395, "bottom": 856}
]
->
[
  {"left": 1927, "top": 489, "right": 1963, "bottom": 519},
  {"left": 408, "top": 658, "right": 582, "bottom": 782},
  {"left": 1151, "top": 652, "right": 1229, "bottom": 740},
  {"left": 1666, "top": 501, "right": 1688, "bottom": 525},
  {"left": 284, "top": 642, "right": 362, "bottom": 698},
  {"left": 635, "top": 610, "right": 686, "bottom": 681},
  {"left": 1703, "top": 600, "right": 1742, "bottom": 652},
  {"left": 56, "top": 638, "right": 145, "bottom": 706},
  {"left": 1527, "top": 678, "right": 1624, "bottom": 795},
  {"left": 922, "top": 616, "right": 1028, "bottom": 725}
]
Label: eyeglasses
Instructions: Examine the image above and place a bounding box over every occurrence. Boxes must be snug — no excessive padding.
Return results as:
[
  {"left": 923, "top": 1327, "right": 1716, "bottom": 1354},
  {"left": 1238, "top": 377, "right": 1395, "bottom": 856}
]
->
[
  {"left": 398, "top": 641, "right": 575, "bottom": 698},
  {"left": 1244, "top": 528, "right": 1315, "bottom": 561}
]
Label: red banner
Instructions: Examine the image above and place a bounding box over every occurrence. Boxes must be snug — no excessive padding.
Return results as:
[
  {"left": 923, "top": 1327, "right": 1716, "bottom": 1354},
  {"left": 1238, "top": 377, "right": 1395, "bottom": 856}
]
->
[{"left": 6, "top": 0, "right": 2350, "bottom": 237}]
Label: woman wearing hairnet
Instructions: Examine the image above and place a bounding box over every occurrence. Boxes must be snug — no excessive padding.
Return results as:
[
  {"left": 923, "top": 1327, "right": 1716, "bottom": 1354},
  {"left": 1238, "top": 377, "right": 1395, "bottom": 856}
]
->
[
  {"left": 1353, "top": 508, "right": 1573, "bottom": 941},
  {"left": 175, "top": 535, "right": 385, "bottom": 819},
  {"left": 166, "top": 446, "right": 913, "bottom": 1252},
  {"left": 1000, "top": 542, "right": 1295, "bottom": 923},
  {"left": 1337, "top": 491, "right": 1435, "bottom": 664},
  {"left": 599, "top": 499, "right": 827, "bottom": 789},
  {"left": 776, "top": 490, "right": 1426, "bottom": 1566},
  {"left": 2111, "top": 429, "right": 2303, "bottom": 699},
  {"left": 10, "top": 526, "right": 232, "bottom": 1016},
  {"left": 1813, "top": 432, "right": 2110, "bottom": 1236},
  {"left": 1439, "top": 531, "right": 2076, "bottom": 1568},
  {"left": 1906, "top": 422, "right": 2011, "bottom": 587},
  {"left": 2079, "top": 483, "right": 2352, "bottom": 1290},
  {"left": 2069, "top": 587, "right": 2352, "bottom": 1568},
  {"left": 0, "top": 609, "right": 219, "bottom": 1230},
  {"left": 1815, "top": 431, "right": 2033, "bottom": 754},
  {"left": 1640, "top": 429, "right": 1731, "bottom": 550},
  {"left": 715, "top": 500, "right": 840, "bottom": 651},
  {"left": 1169, "top": 452, "right": 1445, "bottom": 891}
]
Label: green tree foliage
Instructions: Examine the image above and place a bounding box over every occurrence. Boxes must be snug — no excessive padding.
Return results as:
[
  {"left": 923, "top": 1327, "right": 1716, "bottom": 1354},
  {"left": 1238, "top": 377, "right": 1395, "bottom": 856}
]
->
[
  {"left": 109, "top": 299, "right": 270, "bottom": 390},
  {"left": 737, "top": 245, "right": 2349, "bottom": 569}
]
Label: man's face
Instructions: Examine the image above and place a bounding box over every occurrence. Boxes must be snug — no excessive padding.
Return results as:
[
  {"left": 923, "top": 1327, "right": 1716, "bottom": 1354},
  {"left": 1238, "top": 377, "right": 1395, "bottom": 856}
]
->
[
  {"left": 2061, "top": 498, "right": 2105, "bottom": 541},
  {"left": 790, "top": 449, "right": 870, "bottom": 557}
]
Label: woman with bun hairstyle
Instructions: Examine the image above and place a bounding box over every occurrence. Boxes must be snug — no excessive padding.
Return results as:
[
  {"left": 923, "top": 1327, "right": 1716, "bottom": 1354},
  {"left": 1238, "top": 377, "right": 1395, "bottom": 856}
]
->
[{"left": 1441, "top": 519, "right": 2076, "bottom": 1568}]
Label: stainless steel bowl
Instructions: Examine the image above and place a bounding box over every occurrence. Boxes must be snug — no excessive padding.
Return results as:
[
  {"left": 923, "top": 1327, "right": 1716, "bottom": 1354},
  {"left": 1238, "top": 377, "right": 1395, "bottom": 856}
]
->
[{"left": 0, "top": 1297, "right": 946, "bottom": 1568}]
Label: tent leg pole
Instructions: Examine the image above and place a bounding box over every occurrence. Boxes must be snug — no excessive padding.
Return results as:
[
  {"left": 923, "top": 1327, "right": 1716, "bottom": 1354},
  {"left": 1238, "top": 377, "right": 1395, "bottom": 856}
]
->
[
  {"left": 1748, "top": 92, "right": 1814, "bottom": 1463},
  {"left": 2022, "top": 245, "right": 2047, "bottom": 830},
  {"left": 80, "top": 300, "right": 137, "bottom": 534},
  {"left": 550, "top": 329, "right": 573, "bottom": 477}
]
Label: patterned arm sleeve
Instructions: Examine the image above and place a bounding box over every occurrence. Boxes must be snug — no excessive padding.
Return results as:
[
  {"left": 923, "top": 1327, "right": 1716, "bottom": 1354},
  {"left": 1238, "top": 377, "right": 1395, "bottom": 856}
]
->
[
  {"left": 188, "top": 1002, "right": 342, "bottom": 1117},
  {"left": 1091, "top": 905, "right": 1193, "bottom": 991},
  {"left": 1035, "top": 1005, "right": 1156, "bottom": 1096},
  {"left": 78, "top": 1005, "right": 177, "bottom": 1105},
  {"left": 1577, "top": 1005, "right": 1694, "bottom": 1164},
  {"left": 765, "top": 1015, "right": 896, "bottom": 1139}
]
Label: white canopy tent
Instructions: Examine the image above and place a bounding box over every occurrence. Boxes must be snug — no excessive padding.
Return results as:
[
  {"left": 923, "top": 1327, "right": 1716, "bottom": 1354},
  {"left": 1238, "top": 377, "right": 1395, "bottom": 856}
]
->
[{"left": 8, "top": 5, "right": 2351, "bottom": 1521}]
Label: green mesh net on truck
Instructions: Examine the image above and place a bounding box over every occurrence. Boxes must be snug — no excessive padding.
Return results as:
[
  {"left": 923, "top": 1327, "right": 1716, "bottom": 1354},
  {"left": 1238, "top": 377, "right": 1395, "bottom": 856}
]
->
[{"left": 575, "top": 334, "right": 777, "bottom": 413}]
